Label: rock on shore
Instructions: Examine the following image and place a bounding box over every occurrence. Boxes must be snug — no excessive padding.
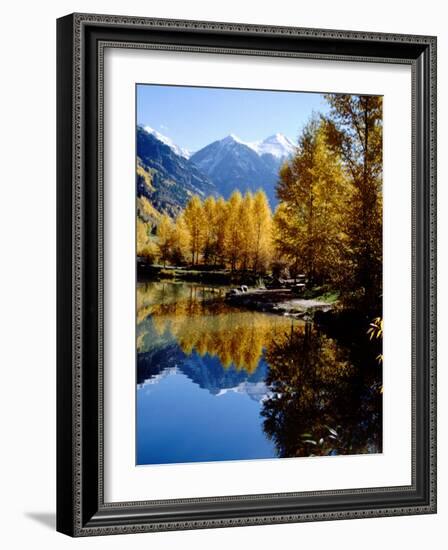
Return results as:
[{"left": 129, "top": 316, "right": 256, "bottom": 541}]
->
[{"left": 225, "top": 288, "right": 334, "bottom": 319}]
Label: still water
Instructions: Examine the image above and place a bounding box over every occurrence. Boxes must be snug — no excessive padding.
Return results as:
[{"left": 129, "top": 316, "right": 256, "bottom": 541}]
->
[{"left": 136, "top": 281, "right": 382, "bottom": 465}]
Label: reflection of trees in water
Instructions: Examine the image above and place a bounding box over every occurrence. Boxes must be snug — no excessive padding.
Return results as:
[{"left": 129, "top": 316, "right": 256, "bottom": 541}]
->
[
  {"left": 137, "top": 282, "right": 300, "bottom": 373},
  {"left": 137, "top": 281, "right": 196, "bottom": 324},
  {"left": 137, "top": 282, "right": 382, "bottom": 458},
  {"left": 261, "top": 323, "right": 382, "bottom": 457}
]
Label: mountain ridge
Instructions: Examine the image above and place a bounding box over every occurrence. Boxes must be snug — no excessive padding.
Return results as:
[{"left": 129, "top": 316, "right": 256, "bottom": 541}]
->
[
  {"left": 143, "top": 125, "right": 191, "bottom": 159},
  {"left": 137, "top": 126, "right": 296, "bottom": 214},
  {"left": 137, "top": 126, "right": 216, "bottom": 217},
  {"left": 190, "top": 134, "right": 295, "bottom": 207}
]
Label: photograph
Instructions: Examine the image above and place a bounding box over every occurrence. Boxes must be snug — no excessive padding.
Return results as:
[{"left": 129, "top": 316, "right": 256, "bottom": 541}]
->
[{"left": 135, "top": 84, "right": 384, "bottom": 466}]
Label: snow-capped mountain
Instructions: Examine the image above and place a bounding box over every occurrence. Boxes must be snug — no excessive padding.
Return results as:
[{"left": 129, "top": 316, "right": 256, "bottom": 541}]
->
[
  {"left": 137, "top": 126, "right": 216, "bottom": 217},
  {"left": 143, "top": 125, "right": 191, "bottom": 159},
  {"left": 138, "top": 342, "right": 270, "bottom": 400},
  {"left": 248, "top": 133, "right": 296, "bottom": 159},
  {"left": 216, "top": 381, "right": 272, "bottom": 403},
  {"left": 190, "top": 135, "right": 273, "bottom": 203},
  {"left": 137, "top": 126, "right": 296, "bottom": 209},
  {"left": 190, "top": 133, "right": 295, "bottom": 207}
]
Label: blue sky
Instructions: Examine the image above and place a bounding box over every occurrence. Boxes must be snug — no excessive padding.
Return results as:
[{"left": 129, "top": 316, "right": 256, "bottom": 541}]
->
[{"left": 136, "top": 84, "right": 329, "bottom": 152}]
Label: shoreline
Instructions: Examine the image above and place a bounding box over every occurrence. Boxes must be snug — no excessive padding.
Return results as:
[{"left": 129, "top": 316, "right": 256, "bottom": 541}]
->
[
  {"left": 137, "top": 265, "right": 337, "bottom": 319},
  {"left": 224, "top": 288, "right": 335, "bottom": 319},
  {"left": 137, "top": 261, "right": 267, "bottom": 285}
]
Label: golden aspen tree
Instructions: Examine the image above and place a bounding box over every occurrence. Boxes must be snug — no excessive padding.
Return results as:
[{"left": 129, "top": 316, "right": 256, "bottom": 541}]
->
[
  {"left": 252, "top": 189, "right": 273, "bottom": 273},
  {"left": 183, "top": 195, "right": 205, "bottom": 265},
  {"left": 223, "top": 191, "right": 243, "bottom": 271},
  {"left": 272, "top": 202, "right": 301, "bottom": 278},
  {"left": 201, "top": 196, "right": 217, "bottom": 265},
  {"left": 238, "top": 192, "right": 255, "bottom": 271},
  {"left": 137, "top": 218, "right": 158, "bottom": 261},
  {"left": 137, "top": 218, "right": 149, "bottom": 256},
  {"left": 156, "top": 214, "right": 174, "bottom": 267},
  {"left": 275, "top": 119, "right": 351, "bottom": 285},
  {"left": 170, "top": 214, "right": 191, "bottom": 265},
  {"left": 214, "top": 196, "right": 228, "bottom": 267},
  {"left": 323, "top": 94, "right": 383, "bottom": 312}
]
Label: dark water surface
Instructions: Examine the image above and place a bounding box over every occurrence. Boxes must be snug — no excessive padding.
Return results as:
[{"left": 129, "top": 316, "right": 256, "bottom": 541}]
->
[{"left": 136, "top": 281, "right": 382, "bottom": 465}]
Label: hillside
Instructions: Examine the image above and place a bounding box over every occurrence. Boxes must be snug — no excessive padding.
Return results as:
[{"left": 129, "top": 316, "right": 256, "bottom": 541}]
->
[
  {"left": 190, "top": 134, "right": 294, "bottom": 207},
  {"left": 137, "top": 126, "right": 216, "bottom": 218}
]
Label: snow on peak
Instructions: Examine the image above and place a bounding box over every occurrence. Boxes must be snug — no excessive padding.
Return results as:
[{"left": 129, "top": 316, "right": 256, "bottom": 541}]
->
[
  {"left": 248, "top": 133, "right": 296, "bottom": 159},
  {"left": 143, "top": 126, "right": 191, "bottom": 159},
  {"left": 222, "top": 133, "right": 246, "bottom": 145},
  {"left": 215, "top": 381, "right": 271, "bottom": 403},
  {"left": 142, "top": 126, "right": 295, "bottom": 162},
  {"left": 219, "top": 133, "right": 295, "bottom": 159}
]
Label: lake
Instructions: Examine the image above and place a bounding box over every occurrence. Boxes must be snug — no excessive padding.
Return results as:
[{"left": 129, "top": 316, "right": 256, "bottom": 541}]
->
[{"left": 136, "top": 281, "right": 382, "bottom": 465}]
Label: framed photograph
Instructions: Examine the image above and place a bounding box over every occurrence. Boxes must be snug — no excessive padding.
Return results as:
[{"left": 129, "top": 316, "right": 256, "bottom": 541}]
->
[{"left": 56, "top": 13, "right": 437, "bottom": 536}]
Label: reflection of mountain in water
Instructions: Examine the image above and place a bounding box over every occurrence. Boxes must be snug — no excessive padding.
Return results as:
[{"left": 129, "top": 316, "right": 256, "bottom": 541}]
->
[
  {"left": 215, "top": 380, "right": 271, "bottom": 403},
  {"left": 138, "top": 340, "right": 270, "bottom": 402},
  {"left": 136, "top": 282, "right": 383, "bottom": 462},
  {"left": 137, "top": 282, "right": 300, "bottom": 379}
]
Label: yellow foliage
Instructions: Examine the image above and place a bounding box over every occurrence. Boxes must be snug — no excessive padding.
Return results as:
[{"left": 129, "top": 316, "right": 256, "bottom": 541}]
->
[
  {"left": 137, "top": 189, "right": 275, "bottom": 272},
  {"left": 137, "top": 282, "right": 303, "bottom": 372},
  {"left": 137, "top": 195, "right": 160, "bottom": 225},
  {"left": 156, "top": 214, "right": 175, "bottom": 267},
  {"left": 275, "top": 119, "right": 353, "bottom": 285},
  {"left": 137, "top": 218, "right": 157, "bottom": 260},
  {"left": 137, "top": 162, "right": 154, "bottom": 193},
  {"left": 222, "top": 191, "right": 243, "bottom": 270},
  {"left": 183, "top": 195, "right": 205, "bottom": 265}
]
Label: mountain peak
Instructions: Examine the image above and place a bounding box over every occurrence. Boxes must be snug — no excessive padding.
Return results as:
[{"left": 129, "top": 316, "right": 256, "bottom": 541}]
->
[
  {"left": 222, "top": 133, "right": 245, "bottom": 145},
  {"left": 266, "top": 132, "right": 283, "bottom": 140},
  {"left": 263, "top": 132, "right": 292, "bottom": 144},
  {"left": 219, "top": 133, "right": 295, "bottom": 157},
  {"left": 249, "top": 133, "right": 295, "bottom": 159},
  {"left": 142, "top": 125, "right": 191, "bottom": 159}
]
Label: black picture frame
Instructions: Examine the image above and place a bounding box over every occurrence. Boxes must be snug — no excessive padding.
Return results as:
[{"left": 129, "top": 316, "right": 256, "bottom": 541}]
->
[{"left": 57, "top": 13, "right": 437, "bottom": 537}]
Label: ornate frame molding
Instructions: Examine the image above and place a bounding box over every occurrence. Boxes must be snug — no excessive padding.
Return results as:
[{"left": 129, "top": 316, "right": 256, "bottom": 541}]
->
[{"left": 57, "top": 13, "right": 437, "bottom": 537}]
